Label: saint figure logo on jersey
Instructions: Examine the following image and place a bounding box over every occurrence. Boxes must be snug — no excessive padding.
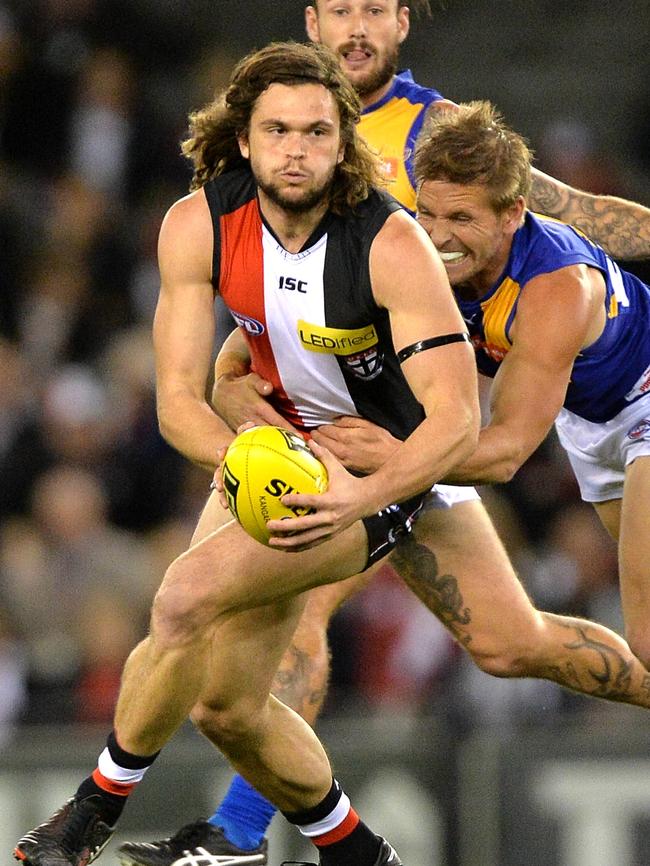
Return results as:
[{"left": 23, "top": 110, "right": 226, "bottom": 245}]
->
[{"left": 343, "top": 347, "right": 384, "bottom": 380}]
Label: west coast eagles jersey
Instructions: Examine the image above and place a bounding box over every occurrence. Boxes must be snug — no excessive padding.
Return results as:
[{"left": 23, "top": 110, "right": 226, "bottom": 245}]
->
[
  {"left": 456, "top": 211, "right": 650, "bottom": 423},
  {"left": 358, "top": 70, "right": 444, "bottom": 215},
  {"left": 204, "top": 168, "right": 424, "bottom": 438}
]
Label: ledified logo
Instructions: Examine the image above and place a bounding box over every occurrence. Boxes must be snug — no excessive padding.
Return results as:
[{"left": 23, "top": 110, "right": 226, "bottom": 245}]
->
[{"left": 298, "top": 319, "right": 378, "bottom": 356}]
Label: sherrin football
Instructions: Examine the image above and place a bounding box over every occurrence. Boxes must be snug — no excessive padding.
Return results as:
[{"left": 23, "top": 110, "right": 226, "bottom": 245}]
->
[{"left": 221, "top": 425, "right": 328, "bottom": 545}]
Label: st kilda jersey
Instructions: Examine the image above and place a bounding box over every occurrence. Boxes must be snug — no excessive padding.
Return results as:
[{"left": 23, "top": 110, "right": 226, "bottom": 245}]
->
[{"left": 204, "top": 167, "right": 425, "bottom": 439}]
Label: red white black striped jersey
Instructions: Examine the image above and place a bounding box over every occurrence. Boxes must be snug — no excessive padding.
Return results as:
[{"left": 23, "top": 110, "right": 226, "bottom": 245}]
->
[{"left": 205, "top": 168, "right": 424, "bottom": 440}]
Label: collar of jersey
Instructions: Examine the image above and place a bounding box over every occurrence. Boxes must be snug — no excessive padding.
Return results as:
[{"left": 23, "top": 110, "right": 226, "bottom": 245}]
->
[
  {"left": 361, "top": 69, "right": 414, "bottom": 115},
  {"left": 258, "top": 201, "right": 335, "bottom": 256}
]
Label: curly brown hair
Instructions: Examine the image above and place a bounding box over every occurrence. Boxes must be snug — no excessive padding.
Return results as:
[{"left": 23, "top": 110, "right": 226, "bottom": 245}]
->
[
  {"left": 182, "top": 41, "right": 383, "bottom": 214},
  {"left": 414, "top": 100, "right": 533, "bottom": 211}
]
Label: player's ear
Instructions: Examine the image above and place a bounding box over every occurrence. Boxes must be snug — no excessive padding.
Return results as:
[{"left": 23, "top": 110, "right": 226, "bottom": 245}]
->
[
  {"left": 397, "top": 3, "right": 410, "bottom": 43},
  {"left": 504, "top": 196, "right": 526, "bottom": 233},
  {"left": 237, "top": 132, "right": 250, "bottom": 160},
  {"left": 305, "top": 5, "right": 321, "bottom": 42}
]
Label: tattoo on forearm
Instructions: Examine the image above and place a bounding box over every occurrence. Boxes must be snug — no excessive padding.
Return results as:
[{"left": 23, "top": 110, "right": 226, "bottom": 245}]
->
[
  {"left": 271, "top": 644, "right": 327, "bottom": 715},
  {"left": 391, "top": 536, "right": 472, "bottom": 647},
  {"left": 529, "top": 174, "right": 565, "bottom": 218},
  {"left": 530, "top": 175, "right": 650, "bottom": 260}
]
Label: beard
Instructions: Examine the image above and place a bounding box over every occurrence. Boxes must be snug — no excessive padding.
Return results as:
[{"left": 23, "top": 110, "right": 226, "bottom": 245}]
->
[
  {"left": 254, "top": 165, "right": 337, "bottom": 214},
  {"left": 346, "top": 45, "right": 399, "bottom": 99}
]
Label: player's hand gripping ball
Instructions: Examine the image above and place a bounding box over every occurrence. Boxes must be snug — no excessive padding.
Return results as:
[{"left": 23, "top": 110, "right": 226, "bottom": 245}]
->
[{"left": 221, "top": 425, "right": 328, "bottom": 545}]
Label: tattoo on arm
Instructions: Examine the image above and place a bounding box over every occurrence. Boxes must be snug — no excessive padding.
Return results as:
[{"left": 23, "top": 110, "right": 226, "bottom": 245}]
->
[
  {"left": 530, "top": 172, "right": 650, "bottom": 260},
  {"left": 391, "top": 535, "right": 472, "bottom": 647}
]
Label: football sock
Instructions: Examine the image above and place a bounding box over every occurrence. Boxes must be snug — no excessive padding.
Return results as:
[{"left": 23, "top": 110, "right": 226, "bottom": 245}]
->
[
  {"left": 282, "top": 778, "right": 381, "bottom": 866},
  {"left": 209, "top": 775, "right": 277, "bottom": 849},
  {"left": 75, "top": 731, "right": 160, "bottom": 826}
]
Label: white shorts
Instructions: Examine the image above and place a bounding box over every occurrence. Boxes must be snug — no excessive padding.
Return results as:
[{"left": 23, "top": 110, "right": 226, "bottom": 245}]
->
[
  {"left": 423, "top": 483, "right": 481, "bottom": 510},
  {"left": 554, "top": 396, "right": 650, "bottom": 502}
]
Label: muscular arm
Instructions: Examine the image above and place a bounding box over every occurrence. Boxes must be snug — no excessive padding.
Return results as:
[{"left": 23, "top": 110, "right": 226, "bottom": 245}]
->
[
  {"left": 529, "top": 168, "right": 650, "bottom": 260},
  {"left": 357, "top": 211, "right": 480, "bottom": 509},
  {"left": 154, "top": 190, "right": 234, "bottom": 472},
  {"left": 444, "top": 264, "right": 605, "bottom": 485}
]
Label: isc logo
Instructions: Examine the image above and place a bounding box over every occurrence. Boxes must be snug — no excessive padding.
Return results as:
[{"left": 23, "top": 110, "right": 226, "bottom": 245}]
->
[
  {"left": 264, "top": 478, "right": 314, "bottom": 517},
  {"left": 278, "top": 276, "right": 307, "bottom": 293}
]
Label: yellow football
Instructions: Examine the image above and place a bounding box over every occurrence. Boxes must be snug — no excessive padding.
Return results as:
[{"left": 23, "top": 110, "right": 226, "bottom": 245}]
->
[{"left": 221, "top": 425, "right": 328, "bottom": 545}]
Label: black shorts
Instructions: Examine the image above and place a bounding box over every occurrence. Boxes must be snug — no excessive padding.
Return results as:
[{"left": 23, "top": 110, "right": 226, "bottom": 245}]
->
[{"left": 362, "top": 493, "right": 426, "bottom": 569}]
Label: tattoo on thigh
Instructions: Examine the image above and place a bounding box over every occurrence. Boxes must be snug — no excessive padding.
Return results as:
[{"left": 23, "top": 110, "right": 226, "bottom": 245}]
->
[
  {"left": 272, "top": 644, "right": 327, "bottom": 714},
  {"left": 391, "top": 536, "right": 472, "bottom": 646}
]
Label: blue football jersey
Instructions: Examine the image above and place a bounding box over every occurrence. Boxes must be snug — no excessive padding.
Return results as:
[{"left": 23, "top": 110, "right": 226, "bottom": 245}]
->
[{"left": 455, "top": 212, "right": 650, "bottom": 423}]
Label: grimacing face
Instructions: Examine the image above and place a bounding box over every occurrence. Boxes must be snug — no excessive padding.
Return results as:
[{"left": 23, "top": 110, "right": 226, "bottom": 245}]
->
[
  {"left": 416, "top": 179, "right": 524, "bottom": 294},
  {"left": 305, "top": 1, "right": 409, "bottom": 103},
  {"left": 238, "top": 82, "right": 345, "bottom": 215}
]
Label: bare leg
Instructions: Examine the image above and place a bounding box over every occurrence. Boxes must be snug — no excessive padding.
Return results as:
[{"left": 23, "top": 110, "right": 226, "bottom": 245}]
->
[
  {"left": 268, "top": 573, "right": 372, "bottom": 722},
  {"left": 113, "top": 494, "right": 370, "bottom": 809},
  {"left": 190, "top": 491, "right": 375, "bottom": 727},
  {"left": 595, "top": 455, "right": 650, "bottom": 666},
  {"left": 391, "top": 500, "right": 650, "bottom": 708},
  {"left": 189, "top": 601, "right": 335, "bottom": 811}
]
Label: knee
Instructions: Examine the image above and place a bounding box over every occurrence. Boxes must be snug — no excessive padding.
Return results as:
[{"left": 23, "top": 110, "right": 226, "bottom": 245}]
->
[
  {"left": 466, "top": 615, "right": 547, "bottom": 679},
  {"left": 150, "top": 556, "right": 222, "bottom": 650},
  {"left": 468, "top": 643, "right": 531, "bottom": 679},
  {"left": 191, "top": 698, "right": 261, "bottom": 751}
]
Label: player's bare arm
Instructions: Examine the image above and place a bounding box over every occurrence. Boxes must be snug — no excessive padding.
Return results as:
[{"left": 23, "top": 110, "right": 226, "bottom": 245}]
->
[
  {"left": 270, "top": 211, "right": 479, "bottom": 549},
  {"left": 155, "top": 190, "right": 234, "bottom": 472},
  {"left": 444, "top": 263, "right": 606, "bottom": 485},
  {"left": 372, "top": 214, "right": 479, "bottom": 494},
  {"left": 529, "top": 168, "right": 650, "bottom": 260}
]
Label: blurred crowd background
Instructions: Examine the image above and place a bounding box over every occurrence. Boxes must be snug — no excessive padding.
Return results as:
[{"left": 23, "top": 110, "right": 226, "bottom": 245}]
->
[{"left": 1, "top": 0, "right": 650, "bottom": 746}]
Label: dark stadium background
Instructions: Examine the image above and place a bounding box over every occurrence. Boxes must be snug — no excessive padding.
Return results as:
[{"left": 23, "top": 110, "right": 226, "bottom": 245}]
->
[{"left": 1, "top": 2, "right": 650, "bottom": 864}]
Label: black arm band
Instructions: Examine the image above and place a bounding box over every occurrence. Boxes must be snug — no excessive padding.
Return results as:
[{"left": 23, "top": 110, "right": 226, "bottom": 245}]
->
[{"left": 397, "top": 332, "right": 471, "bottom": 364}]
